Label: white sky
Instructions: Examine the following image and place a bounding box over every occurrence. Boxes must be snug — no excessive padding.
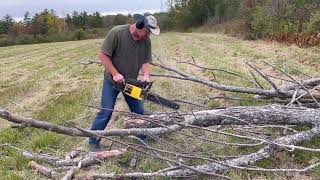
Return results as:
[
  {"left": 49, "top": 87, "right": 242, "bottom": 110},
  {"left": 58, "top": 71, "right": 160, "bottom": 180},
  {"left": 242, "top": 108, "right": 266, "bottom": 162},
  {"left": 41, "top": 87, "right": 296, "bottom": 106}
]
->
[{"left": 0, "top": 0, "right": 168, "bottom": 20}]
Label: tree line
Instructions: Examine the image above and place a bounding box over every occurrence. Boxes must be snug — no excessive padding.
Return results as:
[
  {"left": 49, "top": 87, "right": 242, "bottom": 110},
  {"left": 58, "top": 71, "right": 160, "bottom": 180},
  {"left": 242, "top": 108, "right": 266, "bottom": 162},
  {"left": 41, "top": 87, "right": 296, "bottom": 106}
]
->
[
  {"left": 1, "top": 1, "right": 319, "bottom": 47},
  {"left": 167, "top": 0, "right": 320, "bottom": 46},
  {"left": 0, "top": 9, "right": 136, "bottom": 46}
]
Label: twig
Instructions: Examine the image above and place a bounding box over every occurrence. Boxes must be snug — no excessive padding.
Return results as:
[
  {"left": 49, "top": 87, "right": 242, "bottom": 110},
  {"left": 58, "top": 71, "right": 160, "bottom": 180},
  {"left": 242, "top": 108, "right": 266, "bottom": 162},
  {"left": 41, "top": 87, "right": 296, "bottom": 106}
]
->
[
  {"left": 287, "top": 89, "right": 298, "bottom": 106},
  {"left": 79, "top": 60, "right": 101, "bottom": 65},
  {"left": 246, "top": 62, "right": 283, "bottom": 94},
  {"left": 249, "top": 70, "right": 264, "bottom": 89},
  {"left": 285, "top": 63, "right": 313, "bottom": 78},
  {"left": 9, "top": 100, "right": 24, "bottom": 107},
  {"left": 209, "top": 96, "right": 256, "bottom": 102},
  {"left": 174, "top": 57, "right": 259, "bottom": 87},
  {"left": 287, "top": 84, "right": 320, "bottom": 106}
]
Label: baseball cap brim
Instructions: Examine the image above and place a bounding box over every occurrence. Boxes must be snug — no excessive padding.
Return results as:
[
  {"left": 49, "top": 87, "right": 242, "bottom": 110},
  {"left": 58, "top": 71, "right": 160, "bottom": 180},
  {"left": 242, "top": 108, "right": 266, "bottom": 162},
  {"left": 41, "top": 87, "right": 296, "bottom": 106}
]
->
[
  {"left": 133, "top": 14, "right": 160, "bottom": 36},
  {"left": 149, "top": 26, "right": 160, "bottom": 36}
]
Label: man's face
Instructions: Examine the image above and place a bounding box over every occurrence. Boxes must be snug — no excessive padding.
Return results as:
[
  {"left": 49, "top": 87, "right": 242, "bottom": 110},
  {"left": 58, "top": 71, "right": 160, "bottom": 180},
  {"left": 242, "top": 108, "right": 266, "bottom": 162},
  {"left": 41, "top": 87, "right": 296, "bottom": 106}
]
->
[{"left": 135, "top": 27, "right": 151, "bottom": 41}]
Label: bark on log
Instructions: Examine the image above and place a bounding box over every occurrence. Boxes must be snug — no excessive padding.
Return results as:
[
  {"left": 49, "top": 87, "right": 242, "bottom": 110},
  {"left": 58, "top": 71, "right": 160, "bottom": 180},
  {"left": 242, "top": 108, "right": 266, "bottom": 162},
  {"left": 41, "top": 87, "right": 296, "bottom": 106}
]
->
[
  {"left": 29, "top": 161, "right": 59, "bottom": 179},
  {"left": 125, "top": 105, "right": 320, "bottom": 128},
  {"left": 23, "top": 151, "right": 60, "bottom": 165},
  {"left": 78, "top": 148, "right": 127, "bottom": 168},
  {"left": 0, "top": 108, "right": 183, "bottom": 137},
  {"left": 54, "top": 149, "right": 127, "bottom": 167},
  {"left": 282, "top": 78, "right": 320, "bottom": 91},
  {"left": 61, "top": 168, "right": 77, "bottom": 180},
  {"left": 65, "top": 150, "right": 81, "bottom": 160}
]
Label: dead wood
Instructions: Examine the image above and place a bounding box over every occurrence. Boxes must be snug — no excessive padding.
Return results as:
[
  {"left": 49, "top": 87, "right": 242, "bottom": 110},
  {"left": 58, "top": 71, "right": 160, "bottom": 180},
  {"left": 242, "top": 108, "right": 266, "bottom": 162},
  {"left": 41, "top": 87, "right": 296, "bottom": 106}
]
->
[{"left": 29, "top": 161, "right": 59, "bottom": 179}]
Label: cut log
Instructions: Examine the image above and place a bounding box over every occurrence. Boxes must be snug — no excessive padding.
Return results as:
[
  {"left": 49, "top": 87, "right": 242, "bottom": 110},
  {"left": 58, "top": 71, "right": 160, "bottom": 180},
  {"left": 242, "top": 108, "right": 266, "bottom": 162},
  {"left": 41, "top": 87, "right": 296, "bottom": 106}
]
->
[
  {"left": 65, "top": 150, "right": 82, "bottom": 160},
  {"left": 78, "top": 148, "right": 127, "bottom": 168},
  {"left": 61, "top": 167, "right": 77, "bottom": 180},
  {"left": 29, "top": 161, "right": 59, "bottom": 179}
]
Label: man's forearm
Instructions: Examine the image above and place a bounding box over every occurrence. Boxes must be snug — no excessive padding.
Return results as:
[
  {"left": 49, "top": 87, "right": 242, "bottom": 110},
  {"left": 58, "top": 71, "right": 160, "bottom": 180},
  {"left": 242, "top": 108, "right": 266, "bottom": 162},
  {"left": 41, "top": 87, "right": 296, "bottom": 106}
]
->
[
  {"left": 141, "top": 63, "right": 151, "bottom": 82},
  {"left": 99, "top": 52, "right": 118, "bottom": 76}
]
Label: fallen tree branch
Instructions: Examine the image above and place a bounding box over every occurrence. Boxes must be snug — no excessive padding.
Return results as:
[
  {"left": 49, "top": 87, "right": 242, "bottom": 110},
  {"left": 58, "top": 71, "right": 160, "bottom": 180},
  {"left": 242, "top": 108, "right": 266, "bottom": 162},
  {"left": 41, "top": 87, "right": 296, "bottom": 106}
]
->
[
  {"left": 0, "top": 108, "right": 183, "bottom": 137},
  {"left": 0, "top": 144, "right": 61, "bottom": 165},
  {"left": 79, "top": 60, "right": 320, "bottom": 106},
  {"left": 88, "top": 126, "right": 320, "bottom": 178},
  {"left": 173, "top": 58, "right": 260, "bottom": 87},
  {"left": 262, "top": 60, "right": 320, "bottom": 107},
  {"left": 2, "top": 104, "right": 320, "bottom": 179},
  {"left": 68, "top": 124, "right": 235, "bottom": 180},
  {"left": 151, "top": 62, "right": 295, "bottom": 98},
  {"left": 246, "top": 62, "right": 283, "bottom": 94},
  {"left": 223, "top": 161, "right": 320, "bottom": 172},
  {"left": 1, "top": 105, "right": 320, "bottom": 139}
]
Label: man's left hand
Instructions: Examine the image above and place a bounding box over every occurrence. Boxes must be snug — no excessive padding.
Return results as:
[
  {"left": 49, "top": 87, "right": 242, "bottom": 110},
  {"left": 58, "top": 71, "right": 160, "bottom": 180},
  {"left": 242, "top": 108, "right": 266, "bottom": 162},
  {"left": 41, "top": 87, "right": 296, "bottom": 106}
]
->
[{"left": 143, "top": 75, "right": 151, "bottom": 82}]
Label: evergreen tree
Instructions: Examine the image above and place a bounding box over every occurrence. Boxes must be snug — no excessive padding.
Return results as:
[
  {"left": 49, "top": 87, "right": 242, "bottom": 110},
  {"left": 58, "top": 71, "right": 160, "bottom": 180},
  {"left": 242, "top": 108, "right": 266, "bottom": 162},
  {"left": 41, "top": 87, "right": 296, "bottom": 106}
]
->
[{"left": 0, "top": 14, "right": 14, "bottom": 34}]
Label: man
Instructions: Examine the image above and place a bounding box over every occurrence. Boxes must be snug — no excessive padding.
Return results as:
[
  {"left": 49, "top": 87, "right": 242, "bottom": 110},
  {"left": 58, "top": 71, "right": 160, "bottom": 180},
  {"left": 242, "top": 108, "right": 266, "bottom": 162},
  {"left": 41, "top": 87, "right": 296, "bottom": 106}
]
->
[{"left": 89, "top": 13, "right": 160, "bottom": 151}]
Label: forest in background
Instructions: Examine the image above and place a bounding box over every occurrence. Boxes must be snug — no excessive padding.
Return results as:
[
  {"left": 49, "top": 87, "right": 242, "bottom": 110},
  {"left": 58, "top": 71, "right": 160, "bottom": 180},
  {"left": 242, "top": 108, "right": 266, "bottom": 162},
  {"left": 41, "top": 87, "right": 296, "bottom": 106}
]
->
[
  {"left": 0, "top": 0, "right": 320, "bottom": 47},
  {"left": 0, "top": 10, "right": 140, "bottom": 46},
  {"left": 167, "top": 0, "right": 320, "bottom": 47}
]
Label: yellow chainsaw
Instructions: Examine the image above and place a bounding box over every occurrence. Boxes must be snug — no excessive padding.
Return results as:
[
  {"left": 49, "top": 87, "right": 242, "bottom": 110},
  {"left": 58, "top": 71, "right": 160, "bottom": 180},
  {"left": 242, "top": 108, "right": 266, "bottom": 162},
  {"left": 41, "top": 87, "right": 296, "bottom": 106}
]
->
[{"left": 115, "top": 79, "right": 180, "bottom": 110}]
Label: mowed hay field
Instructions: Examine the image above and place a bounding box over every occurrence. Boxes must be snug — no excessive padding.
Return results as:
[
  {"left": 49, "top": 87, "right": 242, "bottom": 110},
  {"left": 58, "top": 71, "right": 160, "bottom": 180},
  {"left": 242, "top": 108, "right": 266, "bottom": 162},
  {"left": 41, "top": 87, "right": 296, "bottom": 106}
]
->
[{"left": 0, "top": 32, "right": 320, "bottom": 179}]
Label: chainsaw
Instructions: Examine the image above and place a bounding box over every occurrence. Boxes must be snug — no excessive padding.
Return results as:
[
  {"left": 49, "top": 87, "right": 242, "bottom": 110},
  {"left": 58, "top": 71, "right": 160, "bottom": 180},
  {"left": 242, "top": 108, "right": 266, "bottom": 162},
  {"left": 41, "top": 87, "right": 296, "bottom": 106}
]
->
[{"left": 115, "top": 79, "right": 180, "bottom": 110}]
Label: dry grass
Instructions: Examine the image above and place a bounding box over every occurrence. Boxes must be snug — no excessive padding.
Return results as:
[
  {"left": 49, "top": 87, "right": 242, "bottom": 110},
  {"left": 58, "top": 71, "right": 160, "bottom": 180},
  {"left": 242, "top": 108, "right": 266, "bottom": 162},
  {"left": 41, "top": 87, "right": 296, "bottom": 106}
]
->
[{"left": 0, "top": 32, "right": 319, "bottom": 179}]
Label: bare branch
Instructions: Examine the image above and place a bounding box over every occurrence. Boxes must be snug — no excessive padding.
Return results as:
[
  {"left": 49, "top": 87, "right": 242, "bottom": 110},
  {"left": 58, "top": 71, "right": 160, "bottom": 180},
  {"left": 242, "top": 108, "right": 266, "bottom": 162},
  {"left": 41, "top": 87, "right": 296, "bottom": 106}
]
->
[
  {"left": 173, "top": 57, "right": 258, "bottom": 86},
  {"left": 246, "top": 62, "right": 283, "bottom": 94},
  {"left": 262, "top": 60, "right": 320, "bottom": 108},
  {"left": 151, "top": 62, "right": 290, "bottom": 98}
]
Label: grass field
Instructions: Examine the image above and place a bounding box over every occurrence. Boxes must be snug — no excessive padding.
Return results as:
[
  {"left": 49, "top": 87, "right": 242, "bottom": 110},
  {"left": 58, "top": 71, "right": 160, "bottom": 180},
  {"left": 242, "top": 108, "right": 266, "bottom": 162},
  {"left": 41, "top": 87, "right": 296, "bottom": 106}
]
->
[{"left": 0, "top": 32, "right": 319, "bottom": 179}]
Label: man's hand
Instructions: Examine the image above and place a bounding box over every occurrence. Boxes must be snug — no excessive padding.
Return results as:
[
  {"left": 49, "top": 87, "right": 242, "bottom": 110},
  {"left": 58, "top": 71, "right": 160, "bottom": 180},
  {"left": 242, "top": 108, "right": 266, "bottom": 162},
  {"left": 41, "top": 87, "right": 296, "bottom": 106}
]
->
[
  {"left": 113, "top": 73, "right": 125, "bottom": 84},
  {"left": 143, "top": 75, "right": 151, "bottom": 82}
]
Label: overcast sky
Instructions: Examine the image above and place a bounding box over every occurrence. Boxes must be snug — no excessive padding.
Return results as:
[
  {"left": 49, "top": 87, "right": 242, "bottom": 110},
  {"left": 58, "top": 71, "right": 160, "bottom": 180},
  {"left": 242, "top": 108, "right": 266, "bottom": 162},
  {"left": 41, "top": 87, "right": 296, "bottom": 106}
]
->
[{"left": 0, "top": 0, "right": 168, "bottom": 21}]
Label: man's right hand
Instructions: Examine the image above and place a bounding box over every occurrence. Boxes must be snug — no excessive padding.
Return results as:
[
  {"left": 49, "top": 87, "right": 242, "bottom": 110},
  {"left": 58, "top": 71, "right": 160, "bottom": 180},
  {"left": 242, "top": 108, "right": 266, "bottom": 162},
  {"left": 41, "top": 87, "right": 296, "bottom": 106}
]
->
[{"left": 113, "top": 73, "right": 125, "bottom": 84}]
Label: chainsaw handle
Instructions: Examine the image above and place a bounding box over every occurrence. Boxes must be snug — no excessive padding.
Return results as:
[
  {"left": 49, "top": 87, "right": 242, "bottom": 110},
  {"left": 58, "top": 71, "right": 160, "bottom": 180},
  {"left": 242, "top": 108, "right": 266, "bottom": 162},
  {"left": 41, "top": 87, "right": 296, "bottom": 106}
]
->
[{"left": 125, "top": 79, "right": 153, "bottom": 89}]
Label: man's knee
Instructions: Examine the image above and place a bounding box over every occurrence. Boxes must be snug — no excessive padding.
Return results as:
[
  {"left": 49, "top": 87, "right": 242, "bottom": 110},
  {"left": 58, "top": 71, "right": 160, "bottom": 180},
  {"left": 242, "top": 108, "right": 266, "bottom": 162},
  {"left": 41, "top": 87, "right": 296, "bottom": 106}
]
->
[{"left": 98, "top": 108, "right": 113, "bottom": 116}]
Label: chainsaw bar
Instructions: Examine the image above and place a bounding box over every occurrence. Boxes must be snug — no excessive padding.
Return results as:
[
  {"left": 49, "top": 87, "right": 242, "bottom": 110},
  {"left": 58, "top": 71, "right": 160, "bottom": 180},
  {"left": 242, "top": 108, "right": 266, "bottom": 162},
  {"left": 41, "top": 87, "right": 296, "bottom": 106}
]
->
[{"left": 146, "top": 93, "right": 180, "bottom": 110}]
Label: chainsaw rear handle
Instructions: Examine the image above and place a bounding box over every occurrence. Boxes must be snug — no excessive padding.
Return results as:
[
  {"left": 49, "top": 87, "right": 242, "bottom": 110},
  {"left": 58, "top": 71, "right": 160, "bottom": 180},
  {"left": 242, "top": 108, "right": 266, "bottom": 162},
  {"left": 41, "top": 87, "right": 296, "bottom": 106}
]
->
[{"left": 125, "top": 79, "right": 153, "bottom": 89}]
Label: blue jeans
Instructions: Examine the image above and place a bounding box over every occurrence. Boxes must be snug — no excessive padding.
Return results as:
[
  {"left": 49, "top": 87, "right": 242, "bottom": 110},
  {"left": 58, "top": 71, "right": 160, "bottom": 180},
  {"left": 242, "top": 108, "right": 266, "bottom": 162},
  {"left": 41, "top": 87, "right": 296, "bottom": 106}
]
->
[{"left": 89, "top": 78, "right": 145, "bottom": 145}]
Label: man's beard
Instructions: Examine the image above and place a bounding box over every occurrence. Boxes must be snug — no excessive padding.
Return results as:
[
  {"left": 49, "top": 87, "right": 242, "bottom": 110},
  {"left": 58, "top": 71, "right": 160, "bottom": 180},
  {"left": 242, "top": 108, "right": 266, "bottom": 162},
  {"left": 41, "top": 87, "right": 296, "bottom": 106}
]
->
[{"left": 132, "top": 31, "right": 146, "bottom": 41}]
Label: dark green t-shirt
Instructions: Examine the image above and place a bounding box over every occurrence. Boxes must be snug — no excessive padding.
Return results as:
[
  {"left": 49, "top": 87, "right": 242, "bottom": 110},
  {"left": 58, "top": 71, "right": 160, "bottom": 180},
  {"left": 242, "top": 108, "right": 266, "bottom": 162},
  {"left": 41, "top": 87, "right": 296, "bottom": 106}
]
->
[{"left": 101, "top": 25, "right": 152, "bottom": 80}]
